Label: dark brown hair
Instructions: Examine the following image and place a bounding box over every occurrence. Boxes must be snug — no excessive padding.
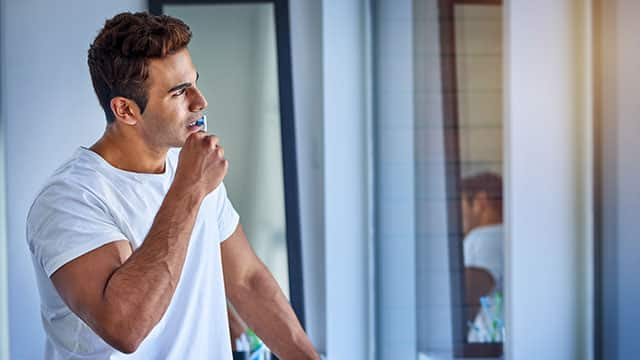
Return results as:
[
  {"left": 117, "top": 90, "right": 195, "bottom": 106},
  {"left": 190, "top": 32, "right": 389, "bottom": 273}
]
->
[
  {"left": 88, "top": 12, "right": 192, "bottom": 123},
  {"left": 461, "top": 172, "right": 503, "bottom": 216}
]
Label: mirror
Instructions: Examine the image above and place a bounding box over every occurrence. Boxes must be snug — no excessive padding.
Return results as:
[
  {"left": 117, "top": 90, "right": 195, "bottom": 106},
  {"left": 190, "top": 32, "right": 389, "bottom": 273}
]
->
[
  {"left": 150, "top": 0, "right": 304, "bottom": 326},
  {"left": 439, "top": 0, "right": 504, "bottom": 357}
]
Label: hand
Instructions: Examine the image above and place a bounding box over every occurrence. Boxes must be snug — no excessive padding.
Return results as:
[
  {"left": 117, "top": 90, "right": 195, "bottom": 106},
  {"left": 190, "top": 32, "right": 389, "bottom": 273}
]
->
[{"left": 173, "top": 132, "right": 228, "bottom": 198}]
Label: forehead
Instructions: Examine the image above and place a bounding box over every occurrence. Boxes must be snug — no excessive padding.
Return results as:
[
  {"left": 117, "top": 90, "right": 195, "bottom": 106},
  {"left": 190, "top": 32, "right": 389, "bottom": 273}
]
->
[{"left": 146, "top": 48, "right": 196, "bottom": 91}]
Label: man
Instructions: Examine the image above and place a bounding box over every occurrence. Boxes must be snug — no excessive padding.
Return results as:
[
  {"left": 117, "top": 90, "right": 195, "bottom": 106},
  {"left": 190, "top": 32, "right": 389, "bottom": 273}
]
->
[
  {"left": 26, "top": 12, "right": 318, "bottom": 359},
  {"left": 460, "top": 172, "right": 504, "bottom": 342}
]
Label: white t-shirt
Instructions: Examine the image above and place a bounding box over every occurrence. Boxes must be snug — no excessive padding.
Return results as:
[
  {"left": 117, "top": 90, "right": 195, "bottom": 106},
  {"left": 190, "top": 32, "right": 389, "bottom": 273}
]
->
[
  {"left": 463, "top": 224, "right": 503, "bottom": 290},
  {"left": 26, "top": 147, "right": 240, "bottom": 359},
  {"left": 463, "top": 224, "right": 504, "bottom": 343}
]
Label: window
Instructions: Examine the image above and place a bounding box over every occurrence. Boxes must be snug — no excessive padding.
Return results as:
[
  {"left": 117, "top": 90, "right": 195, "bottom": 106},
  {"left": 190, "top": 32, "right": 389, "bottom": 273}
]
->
[{"left": 375, "top": 0, "right": 503, "bottom": 358}]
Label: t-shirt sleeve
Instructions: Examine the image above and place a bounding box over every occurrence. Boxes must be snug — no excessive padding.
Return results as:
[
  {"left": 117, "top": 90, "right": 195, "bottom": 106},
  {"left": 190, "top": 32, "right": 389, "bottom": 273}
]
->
[
  {"left": 463, "top": 234, "right": 503, "bottom": 282},
  {"left": 215, "top": 182, "right": 240, "bottom": 242},
  {"left": 26, "top": 181, "right": 127, "bottom": 277},
  {"left": 463, "top": 236, "right": 482, "bottom": 266}
]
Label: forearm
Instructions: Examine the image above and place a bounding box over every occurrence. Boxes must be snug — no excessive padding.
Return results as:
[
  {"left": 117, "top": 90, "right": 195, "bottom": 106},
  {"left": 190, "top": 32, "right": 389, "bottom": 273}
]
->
[
  {"left": 228, "top": 266, "right": 319, "bottom": 360},
  {"left": 98, "top": 184, "right": 202, "bottom": 347}
]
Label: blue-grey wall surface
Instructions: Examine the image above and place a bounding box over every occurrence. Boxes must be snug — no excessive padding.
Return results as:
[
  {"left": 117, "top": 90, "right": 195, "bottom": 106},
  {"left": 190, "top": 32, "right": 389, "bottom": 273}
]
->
[
  {"left": 323, "top": 0, "right": 371, "bottom": 358},
  {"left": 0, "top": 1, "right": 146, "bottom": 358},
  {"left": 505, "top": 1, "right": 590, "bottom": 359},
  {"left": 289, "top": 0, "right": 327, "bottom": 353},
  {"left": 601, "top": 0, "right": 640, "bottom": 359}
]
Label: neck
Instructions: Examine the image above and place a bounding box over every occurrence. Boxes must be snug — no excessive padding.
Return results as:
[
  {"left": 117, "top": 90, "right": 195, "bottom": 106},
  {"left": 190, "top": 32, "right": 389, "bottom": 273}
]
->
[
  {"left": 478, "top": 212, "right": 502, "bottom": 228},
  {"left": 89, "top": 124, "right": 168, "bottom": 174}
]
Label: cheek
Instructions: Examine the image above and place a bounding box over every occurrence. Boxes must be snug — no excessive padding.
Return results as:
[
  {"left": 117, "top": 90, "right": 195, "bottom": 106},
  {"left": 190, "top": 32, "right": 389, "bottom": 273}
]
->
[
  {"left": 145, "top": 103, "right": 178, "bottom": 124},
  {"left": 163, "top": 99, "right": 190, "bottom": 119}
]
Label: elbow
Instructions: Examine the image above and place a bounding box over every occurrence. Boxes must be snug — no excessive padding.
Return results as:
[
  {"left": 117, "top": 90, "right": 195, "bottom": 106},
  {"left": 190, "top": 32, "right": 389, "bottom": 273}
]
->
[
  {"left": 66, "top": 296, "right": 155, "bottom": 354},
  {"left": 111, "top": 337, "right": 142, "bottom": 355},
  {"left": 103, "top": 328, "right": 144, "bottom": 354},
  {"left": 99, "top": 318, "right": 148, "bottom": 354}
]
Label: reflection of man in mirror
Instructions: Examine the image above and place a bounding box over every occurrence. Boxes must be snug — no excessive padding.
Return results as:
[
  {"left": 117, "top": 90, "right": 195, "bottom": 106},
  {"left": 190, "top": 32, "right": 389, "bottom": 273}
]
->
[
  {"left": 461, "top": 172, "right": 504, "bottom": 342},
  {"left": 25, "top": 12, "right": 318, "bottom": 359}
]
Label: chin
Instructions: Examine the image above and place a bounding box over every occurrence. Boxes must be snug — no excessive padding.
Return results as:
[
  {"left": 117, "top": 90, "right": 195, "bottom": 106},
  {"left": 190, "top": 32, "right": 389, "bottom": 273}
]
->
[
  {"left": 165, "top": 137, "right": 186, "bottom": 148},
  {"left": 177, "top": 133, "right": 192, "bottom": 147}
]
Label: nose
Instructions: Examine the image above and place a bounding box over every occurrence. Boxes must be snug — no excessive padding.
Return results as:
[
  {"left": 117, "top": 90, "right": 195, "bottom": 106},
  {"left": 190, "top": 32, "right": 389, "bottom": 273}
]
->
[{"left": 190, "top": 86, "right": 208, "bottom": 112}]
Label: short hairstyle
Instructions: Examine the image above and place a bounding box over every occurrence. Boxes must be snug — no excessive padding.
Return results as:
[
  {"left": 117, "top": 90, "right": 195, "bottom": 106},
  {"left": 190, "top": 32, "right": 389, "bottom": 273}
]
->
[
  {"left": 460, "top": 172, "right": 503, "bottom": 215},
  {"left": 88, "top": 12, "right": 192, "bottom": 123}
]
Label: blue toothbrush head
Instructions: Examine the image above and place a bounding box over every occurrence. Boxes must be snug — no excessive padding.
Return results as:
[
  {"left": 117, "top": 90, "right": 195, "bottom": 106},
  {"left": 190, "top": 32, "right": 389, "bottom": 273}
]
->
[{"left": 194, "top": 115, "right": 207, "bottom": 131}]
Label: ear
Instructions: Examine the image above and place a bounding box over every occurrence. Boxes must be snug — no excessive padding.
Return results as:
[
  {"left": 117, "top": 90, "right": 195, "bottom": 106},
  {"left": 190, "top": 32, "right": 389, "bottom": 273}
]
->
[{"left": 109, "top": 97, "right": 142, "bottom": 126}]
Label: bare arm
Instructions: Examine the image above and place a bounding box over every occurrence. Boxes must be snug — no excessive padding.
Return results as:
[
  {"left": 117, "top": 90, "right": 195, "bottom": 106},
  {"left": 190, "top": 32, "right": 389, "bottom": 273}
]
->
[
  {"left": 222, "top": 224, "right": 319, "bottom": 360},
  {"left": 51, "top": 132, "right": 227, "bottom": 353},
  {"left": 464, "top": 266, "right": 495, "bottom": 321}
]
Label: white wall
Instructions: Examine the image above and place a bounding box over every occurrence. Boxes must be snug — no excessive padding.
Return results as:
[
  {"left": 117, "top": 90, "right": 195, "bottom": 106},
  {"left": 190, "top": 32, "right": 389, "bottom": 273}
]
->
[
  {"left": 376, "top": 0, "right": 419, "bottom": 359},
  {"left": 0, "top": 1, "right": 8, "bottom": 357},
  {"left": 323, "top": 0, "right": 372, "bottom": 359},
  {"left": 289, "top": 0, "right": 327, "bottom": 353},
  {"left": 0, "top": 1, "right": 157, "bottom": 358},
  {"left": 504, "top": 1, "right": 592, "bottom": 359}
]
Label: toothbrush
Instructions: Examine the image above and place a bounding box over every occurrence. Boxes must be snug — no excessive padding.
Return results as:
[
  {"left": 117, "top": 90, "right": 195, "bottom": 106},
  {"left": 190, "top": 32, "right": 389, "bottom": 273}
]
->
[{"left": 195, "top": 115, "right": 207, "bottom": 132}]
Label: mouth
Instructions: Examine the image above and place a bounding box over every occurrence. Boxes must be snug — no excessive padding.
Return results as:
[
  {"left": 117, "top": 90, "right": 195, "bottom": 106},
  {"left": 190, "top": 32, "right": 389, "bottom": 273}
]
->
[
  {"left": 186, "top": 116, "right": 206, "bottom": 132},
  {"left": 186, "top": 122, "right": 202, "bottom": 131}
]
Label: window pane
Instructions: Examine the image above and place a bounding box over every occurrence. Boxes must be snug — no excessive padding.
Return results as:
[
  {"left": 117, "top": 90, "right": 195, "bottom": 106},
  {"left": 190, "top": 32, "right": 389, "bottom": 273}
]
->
[{"left": 415, "top": 0, "right": 504, "bottom": 357}]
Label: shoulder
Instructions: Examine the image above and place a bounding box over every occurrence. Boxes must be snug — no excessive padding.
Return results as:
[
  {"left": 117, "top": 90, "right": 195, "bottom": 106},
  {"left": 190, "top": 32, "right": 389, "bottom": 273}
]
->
[
  {"left": 465, "top": 225, "right": 503, "bottom": 252},
  {"left": 27, "top": 155, "right": 115, "bottom": 232}
]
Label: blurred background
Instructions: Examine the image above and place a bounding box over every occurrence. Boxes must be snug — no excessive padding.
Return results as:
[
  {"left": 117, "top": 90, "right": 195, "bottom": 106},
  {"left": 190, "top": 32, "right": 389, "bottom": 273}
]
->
[{"left": 0, "top": 0, "right": 636, "bottom": 359}]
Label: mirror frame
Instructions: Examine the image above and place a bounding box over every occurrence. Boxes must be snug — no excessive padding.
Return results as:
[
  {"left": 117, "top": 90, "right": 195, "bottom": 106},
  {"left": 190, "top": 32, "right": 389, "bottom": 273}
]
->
[
  {"left": 437, "top": 0, "right": 503, "bottom": 357},
  {"left": 149, "top": 0, "right": 306, "bottom": 328}
]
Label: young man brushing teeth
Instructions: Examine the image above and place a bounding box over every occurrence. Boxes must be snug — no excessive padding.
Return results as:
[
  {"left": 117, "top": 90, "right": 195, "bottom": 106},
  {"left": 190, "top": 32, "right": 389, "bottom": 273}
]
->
[{"left": 26, "top": 11, "right": 318, "bottom": 360}]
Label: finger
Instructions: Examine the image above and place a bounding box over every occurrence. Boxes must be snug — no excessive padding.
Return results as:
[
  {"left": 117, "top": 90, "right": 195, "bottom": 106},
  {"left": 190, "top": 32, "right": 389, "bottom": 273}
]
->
[
  {"left": 193, "top": 131, "right": 208, "bottom": 139},
  {"left": 185, "top": 131, "right": 202, "bottom": 144},
  {"left": 203, "top": 135, "right": 219, "bottom": 150}
]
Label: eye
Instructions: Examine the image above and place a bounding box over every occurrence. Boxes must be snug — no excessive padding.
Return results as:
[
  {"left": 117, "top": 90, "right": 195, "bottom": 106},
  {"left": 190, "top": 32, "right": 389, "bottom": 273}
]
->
[{"left": 174, "top": 88, "right": 187, "bottom": 97}]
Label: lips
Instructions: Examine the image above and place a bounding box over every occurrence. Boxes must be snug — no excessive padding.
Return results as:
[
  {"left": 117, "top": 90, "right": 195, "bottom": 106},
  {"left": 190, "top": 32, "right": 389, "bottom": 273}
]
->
[
  {"left": 187, "top": 122, "right": 202, "bottom": 131},
  {"left": 187, "top": 118, "right": 200, "bottom": 127},
  {"left": 187, "top": 115, "right": 206, "bottom": 127}
]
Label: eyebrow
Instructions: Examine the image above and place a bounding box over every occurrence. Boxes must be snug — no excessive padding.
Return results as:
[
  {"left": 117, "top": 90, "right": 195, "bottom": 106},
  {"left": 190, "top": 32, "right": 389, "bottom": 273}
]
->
[{"left": 167, "top": 72, "right": 200, "bottom": 93}]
